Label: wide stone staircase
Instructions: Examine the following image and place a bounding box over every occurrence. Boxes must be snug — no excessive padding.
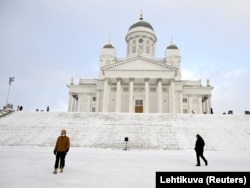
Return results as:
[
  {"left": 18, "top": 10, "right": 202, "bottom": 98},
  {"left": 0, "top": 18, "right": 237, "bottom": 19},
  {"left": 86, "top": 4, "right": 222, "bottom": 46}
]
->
[{"left": 0, "top": 112, "right": 250, "bottom": 150}]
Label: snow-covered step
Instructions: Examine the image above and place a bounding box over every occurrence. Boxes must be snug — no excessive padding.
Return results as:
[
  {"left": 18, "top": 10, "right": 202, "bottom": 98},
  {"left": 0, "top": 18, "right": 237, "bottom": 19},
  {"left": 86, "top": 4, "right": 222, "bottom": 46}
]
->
[{"left": 0, "top": 112, "right": 250, "bottom": 151}]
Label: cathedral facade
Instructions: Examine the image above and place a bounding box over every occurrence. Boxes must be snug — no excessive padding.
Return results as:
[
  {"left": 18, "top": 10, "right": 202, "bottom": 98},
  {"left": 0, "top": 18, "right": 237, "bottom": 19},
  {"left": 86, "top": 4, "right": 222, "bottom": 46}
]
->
[{"left": 67, "top": 13, "right": 213, "bottom": 114}]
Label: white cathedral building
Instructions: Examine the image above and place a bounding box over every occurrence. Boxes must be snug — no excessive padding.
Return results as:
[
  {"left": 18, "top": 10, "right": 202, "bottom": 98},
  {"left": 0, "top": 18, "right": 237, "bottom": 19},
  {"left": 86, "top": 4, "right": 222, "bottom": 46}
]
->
[{"left": 67, "top": 13, "right": 213, "bottom": 114}]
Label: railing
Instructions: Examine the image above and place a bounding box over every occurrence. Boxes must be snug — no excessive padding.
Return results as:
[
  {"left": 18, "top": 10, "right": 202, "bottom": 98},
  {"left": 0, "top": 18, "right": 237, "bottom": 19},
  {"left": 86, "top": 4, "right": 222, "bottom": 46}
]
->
[{"left": 0, "top": 109, "right": 14, "bottom": 118}]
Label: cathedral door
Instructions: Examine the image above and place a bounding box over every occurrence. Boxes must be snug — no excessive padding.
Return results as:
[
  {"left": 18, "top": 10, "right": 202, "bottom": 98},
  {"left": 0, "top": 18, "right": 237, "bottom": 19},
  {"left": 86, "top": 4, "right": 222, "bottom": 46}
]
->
[
  {"left": 135, "top": 100, "right": 143, "bottom": 113},
  {"left": 135, "top": 106, "right": 143, "bottom": 113}
]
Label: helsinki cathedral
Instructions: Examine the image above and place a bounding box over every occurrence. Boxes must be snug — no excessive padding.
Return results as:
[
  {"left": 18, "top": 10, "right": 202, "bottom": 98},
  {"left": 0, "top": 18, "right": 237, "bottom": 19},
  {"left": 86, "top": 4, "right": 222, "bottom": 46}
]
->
[{"left": 67, "top": 12, "right": 213, "bottom": 114}]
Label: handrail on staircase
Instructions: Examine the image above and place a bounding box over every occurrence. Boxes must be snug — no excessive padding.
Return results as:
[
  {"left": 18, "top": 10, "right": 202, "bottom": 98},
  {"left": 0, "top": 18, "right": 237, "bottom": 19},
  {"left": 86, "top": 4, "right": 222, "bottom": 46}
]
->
[{"left": 0, "top": 109, "right": 14, "bottom": 118}]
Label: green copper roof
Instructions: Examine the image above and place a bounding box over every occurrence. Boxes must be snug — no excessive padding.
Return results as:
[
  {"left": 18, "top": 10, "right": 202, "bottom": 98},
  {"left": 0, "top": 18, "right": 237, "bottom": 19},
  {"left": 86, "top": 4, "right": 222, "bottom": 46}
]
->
[
  {"left": 167, "top": 44, "right": 178, "bottom": 49},
  {"left": 103, "top": 44, "right": 114, "bottom": 48},
  {"left": 129, "top": 20, "right": 154, "bottom": 31}
]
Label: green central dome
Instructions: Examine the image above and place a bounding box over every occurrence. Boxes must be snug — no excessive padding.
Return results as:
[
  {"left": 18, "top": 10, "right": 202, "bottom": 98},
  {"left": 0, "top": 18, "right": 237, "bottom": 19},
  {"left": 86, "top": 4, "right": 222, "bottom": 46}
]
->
[
  {"left": 128, "top": 13, "right": 154, "bottom": 31},
  {"left": 129, "top": 20, "right": 154, "bottom": 31}
]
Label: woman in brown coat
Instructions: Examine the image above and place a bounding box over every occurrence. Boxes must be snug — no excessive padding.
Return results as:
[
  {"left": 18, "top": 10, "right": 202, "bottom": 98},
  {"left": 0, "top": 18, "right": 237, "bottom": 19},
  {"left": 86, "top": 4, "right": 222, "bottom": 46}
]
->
[{"left": 53, "top": 130, "right": 70, "bottom": 174}]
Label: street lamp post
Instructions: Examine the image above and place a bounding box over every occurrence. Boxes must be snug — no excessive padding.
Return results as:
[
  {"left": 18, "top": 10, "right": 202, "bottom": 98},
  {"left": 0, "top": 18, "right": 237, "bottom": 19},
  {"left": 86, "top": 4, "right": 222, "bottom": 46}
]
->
[{"left": 6, "top": 77, "right": 15, "bottom": 107}]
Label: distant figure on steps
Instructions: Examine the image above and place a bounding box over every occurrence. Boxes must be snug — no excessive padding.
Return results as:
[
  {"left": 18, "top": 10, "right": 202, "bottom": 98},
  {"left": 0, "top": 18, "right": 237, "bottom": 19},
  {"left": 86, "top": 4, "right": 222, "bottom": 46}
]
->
[
  {"left": 53, "top": 130, "right": 70, "bottom": 174},
  {"left": 194, "top": 134, "right": 208, "bottom": 166}
]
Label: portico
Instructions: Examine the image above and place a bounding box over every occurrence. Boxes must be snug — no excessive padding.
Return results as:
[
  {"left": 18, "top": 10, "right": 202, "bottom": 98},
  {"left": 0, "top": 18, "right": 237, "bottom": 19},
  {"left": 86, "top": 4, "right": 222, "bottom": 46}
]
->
[{"left": 102, "top": 77, "right": 166, "bottom": 113}]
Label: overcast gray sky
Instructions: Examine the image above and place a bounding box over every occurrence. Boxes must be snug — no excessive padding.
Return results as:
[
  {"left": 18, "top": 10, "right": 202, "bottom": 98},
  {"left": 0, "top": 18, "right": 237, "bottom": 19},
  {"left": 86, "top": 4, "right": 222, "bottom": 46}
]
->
[{"left": 1, "top": 0, "right": 249, "bottom": 114}]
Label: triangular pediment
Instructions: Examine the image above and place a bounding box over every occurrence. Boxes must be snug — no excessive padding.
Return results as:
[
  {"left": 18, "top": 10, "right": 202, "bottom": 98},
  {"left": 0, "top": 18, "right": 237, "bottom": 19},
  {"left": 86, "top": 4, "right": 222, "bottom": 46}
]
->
[{"left": 102, "top": 56, "right": 177, "bottom": 72}]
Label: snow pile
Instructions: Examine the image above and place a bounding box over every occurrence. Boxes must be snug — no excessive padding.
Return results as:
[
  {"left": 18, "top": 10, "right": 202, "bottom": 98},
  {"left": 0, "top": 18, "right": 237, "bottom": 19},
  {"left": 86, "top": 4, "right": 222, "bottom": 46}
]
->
[{"left": 0, "top": 112, "right": 249, "bottom": 151}]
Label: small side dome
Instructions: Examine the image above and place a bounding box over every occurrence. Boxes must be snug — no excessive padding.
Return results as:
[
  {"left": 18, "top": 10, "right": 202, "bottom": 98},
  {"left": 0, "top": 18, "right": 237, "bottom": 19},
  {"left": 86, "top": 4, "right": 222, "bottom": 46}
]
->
[
  {"left": 167, "top": 38, "right": 178, "bottom": 49},
  {"left": 103, "top": 43, "right": 114, "bottom": 48},
  {"left": 100, "top": 40, "right": 116, "bottom": 57},
  {"left": 167, "top": 44, "right": 178, "bottom": 49}
]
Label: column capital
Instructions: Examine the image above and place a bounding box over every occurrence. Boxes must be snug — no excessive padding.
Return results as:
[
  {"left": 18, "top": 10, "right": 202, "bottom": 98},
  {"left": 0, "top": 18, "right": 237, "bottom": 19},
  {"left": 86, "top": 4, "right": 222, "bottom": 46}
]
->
[
  {"left": 157, "top": 78, "right": 162, "bottom": 83},
  {"left": 117, "top": 78, "right": 122, "bottom": 82},
  {"left": 144, "top": 78, "right": 149, "bottom": 82},
  {"left": 129, "top": 78, "right": 135, "bottom": 82},
  {"left": 72, "top": 94, "right": 78, "bottom": 100}
]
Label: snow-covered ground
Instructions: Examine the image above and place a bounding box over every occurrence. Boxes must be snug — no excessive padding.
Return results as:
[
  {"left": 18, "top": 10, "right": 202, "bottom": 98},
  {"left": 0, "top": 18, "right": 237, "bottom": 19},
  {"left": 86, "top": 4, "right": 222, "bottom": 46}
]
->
[
  {"left": 0, "top": 147, "right": 250, "bottom": 188},
  {"left": 0, "top": 112, "right": 250, "bottom": 187}
]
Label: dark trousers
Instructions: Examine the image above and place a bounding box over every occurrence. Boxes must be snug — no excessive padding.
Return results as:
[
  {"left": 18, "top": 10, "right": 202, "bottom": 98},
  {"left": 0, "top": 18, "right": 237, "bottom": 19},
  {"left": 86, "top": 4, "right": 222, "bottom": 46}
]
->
[
  {"left": 54, "top": 152, "right": 66, "bottom": 169},
  {"left": 196, "top": 150, "right": 207, "bottom": 165}
]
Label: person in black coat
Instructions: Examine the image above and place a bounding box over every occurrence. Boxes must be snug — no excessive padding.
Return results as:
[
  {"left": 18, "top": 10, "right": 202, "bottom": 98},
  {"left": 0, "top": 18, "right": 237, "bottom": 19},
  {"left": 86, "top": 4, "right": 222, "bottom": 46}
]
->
[{"left": 195, "top": 134, "right": 208, "bottom": 166}]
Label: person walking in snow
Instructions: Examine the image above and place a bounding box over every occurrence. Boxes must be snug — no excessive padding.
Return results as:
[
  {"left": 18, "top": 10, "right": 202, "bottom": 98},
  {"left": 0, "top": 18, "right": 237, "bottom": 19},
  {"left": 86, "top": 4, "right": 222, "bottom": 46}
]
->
[
  {"left": 53, "top": 129, "right": 70, "bottom": 174},
  {"left": 194, "top": 134, "right": 208, "bottom": 166}
]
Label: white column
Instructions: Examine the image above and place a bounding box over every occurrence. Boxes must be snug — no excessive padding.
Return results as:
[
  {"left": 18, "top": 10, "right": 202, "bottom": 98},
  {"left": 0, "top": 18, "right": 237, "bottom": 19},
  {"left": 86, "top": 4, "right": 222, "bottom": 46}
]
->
[
  {"left": 188, "top": 96, "right": 193, "bottom": 114},
  {"left": 116, "top": 78, "right": 122, "bottom": 112},
  {"left": 129, "top": 78, "right": 134, "bottom": 113},
  {"left": 179, "top": 92, "right": 183, "bottom": 114},
  {"left": 106, "top": 80, "right": 110, "bottom": 112},
  {"left": 202, "top": 98, "right": 206, "bottom": 114},
  {"left": 209, "top": 95, "right": 212, "bottom": 114},
  {"left": 144, "top": 78, "right": 149, "bottom": 113},
  {"left": 168, "top": 84, "right": 172, "bottom": 113},
  {"left": 157, "top": 79, "right": 162, "bottom": 113},
  {"left": 171, "top": 81, "right": 175, "bottom": 113},
  {"left": 207, "top": 96, "right": 211, "bottom": 114},
  {"left": 75, "top": 96, "right": 78, "bottom": 112},
  {"left": 96, "top": 90, "right": 100, "bottom": 112},
  {"left": 198, "top": 96, "right": 202, "bottom": 114},
  {"left": 68, "top": 94, "right": 73, "bottom": 112},
  {"left": 72, "top": 96, "right": 77, "bottom": 112},
  {"left": 102, "top": 79, "right": 108, "bottom": 112},
  {"left": 205, "top": 99, "right": 208, "bottom": 114},
  {"left": 71, "top": 96, "right": 75, "bottom": 112},
  {"left": 77, "top": 94, "right": 81, "bottom": 112},
  {"left": 203, "top": 96, "right": 209, "bottom": 114}
]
